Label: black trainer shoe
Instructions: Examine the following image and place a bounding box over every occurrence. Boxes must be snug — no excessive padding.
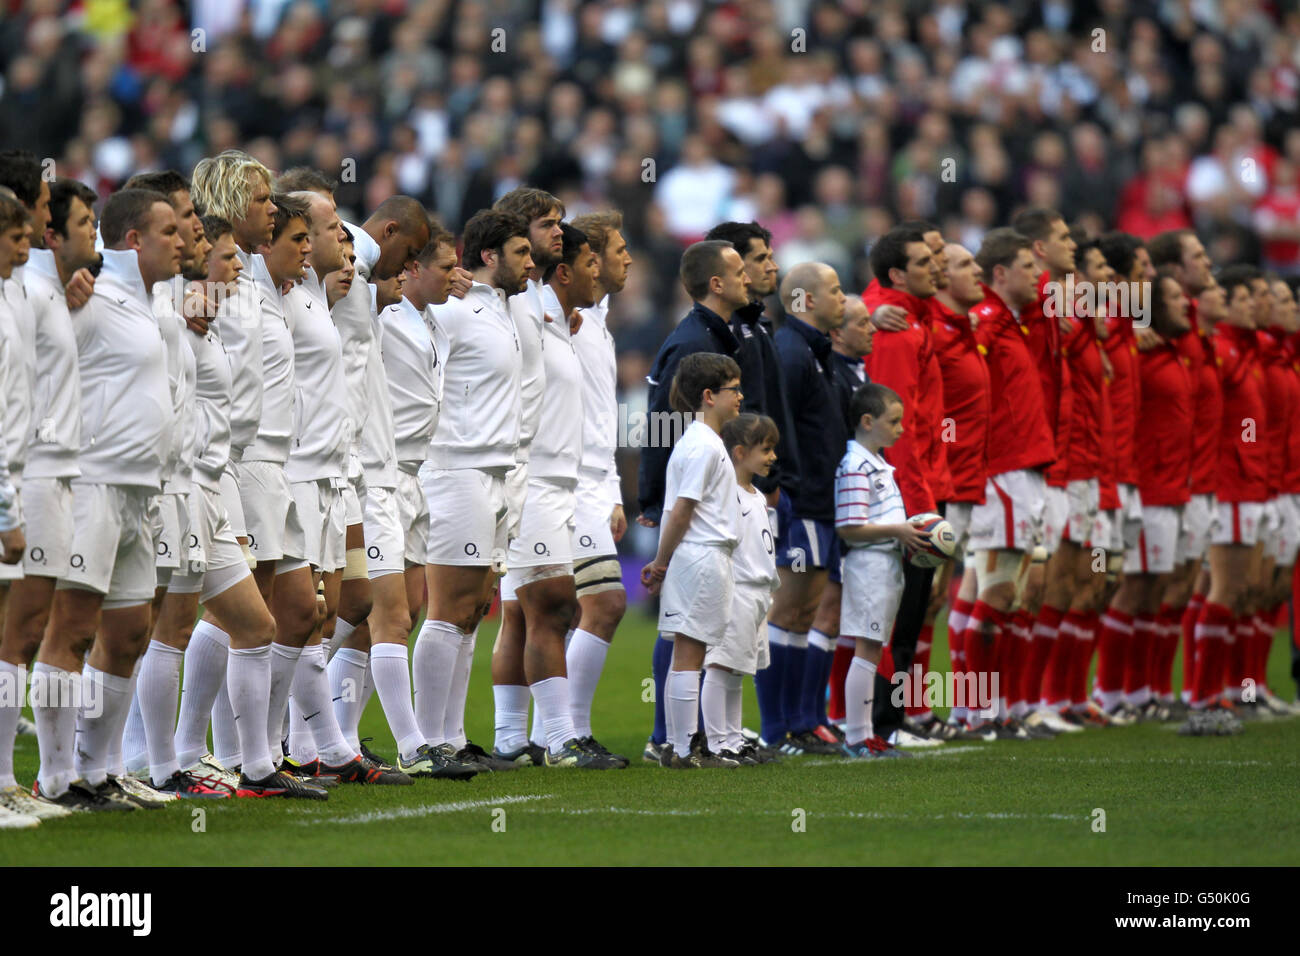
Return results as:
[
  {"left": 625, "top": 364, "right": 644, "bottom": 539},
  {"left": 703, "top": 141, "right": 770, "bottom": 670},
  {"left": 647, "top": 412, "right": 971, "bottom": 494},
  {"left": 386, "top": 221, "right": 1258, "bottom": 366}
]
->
[
  {"left": 35, "top": 779, "right": 135, "bottom": 812},
  {"left": 579, "top": 736, "right": 629, "bottom": 768},
  {"left": 455, "top": 741, "right": 522, "bottom": 772},
  {"left": 280, "top": 758, "right": 340, "bottom": 787},
  {"left": 406, "top": 744, "right": 479, "bottom": 781},
  {"left": 544, "top": 737, "right": 622, "bottom": 769},
  {"left": 236, "top": 770, "right": 329, "bottom": 800},
  {"left": 320, "top": 755, "right": 413, "bottom": 785},
  {"left": 489, "top": 744, "right": 540, "bottom": 767},
  {"left": 642, "top": 738, "right": 665, "bottom": 764},
  {"left": 155, "top": 770, "right": 231, "bottom": 799},
  {"left": 358, "top": 738, "right": 394, "bottom": 770}
]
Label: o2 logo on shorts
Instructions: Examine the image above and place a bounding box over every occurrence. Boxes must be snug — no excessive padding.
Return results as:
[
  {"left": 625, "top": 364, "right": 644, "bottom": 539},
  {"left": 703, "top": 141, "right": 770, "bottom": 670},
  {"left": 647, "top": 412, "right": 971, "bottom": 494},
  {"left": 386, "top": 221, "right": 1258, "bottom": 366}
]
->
[
  {"left": 578, "top": 535, "right": 594, "bottom": 549},
  {"left": 246, "top": 533, "right": 257, "bottom": 551},
  {"left": 761, "top": 528, "right": 774, "bottom": 555},
  {"left": 69, "top": 553, "right": 85, "bottom": 570},
  {"left": 463, "top": 543, "right": 480, "bottom": 557},
  {"left": 187, "top": 534, "right": 200, "bottom": 549},
  {"left": 156, "top": 541, "right": 172, "bottom": 558},
  {"left": 367, "top": 546, "right": 383, "bottom": 561},
  {"left": 870, "top": 622, "right": 881, "bottom": 632},
  {"left": 28, "top": 546, "right": 46, "bottom": 566},
  {"left": 533, "top": 543, "right": 550, "bottom": 557}
]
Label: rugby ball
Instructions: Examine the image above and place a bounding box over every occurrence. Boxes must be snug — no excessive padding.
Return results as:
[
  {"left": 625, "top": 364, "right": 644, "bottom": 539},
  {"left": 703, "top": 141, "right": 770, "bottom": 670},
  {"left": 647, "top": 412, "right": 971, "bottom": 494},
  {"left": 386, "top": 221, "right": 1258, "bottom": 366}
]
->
[{"left": 906, "top": 513, "right": 957, "bottom": 568}]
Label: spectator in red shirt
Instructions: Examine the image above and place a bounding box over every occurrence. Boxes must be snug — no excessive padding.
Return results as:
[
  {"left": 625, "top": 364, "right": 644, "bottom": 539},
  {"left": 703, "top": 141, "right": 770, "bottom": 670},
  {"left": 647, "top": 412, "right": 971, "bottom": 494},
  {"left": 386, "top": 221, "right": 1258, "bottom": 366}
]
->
[{"left": 1253, "top": 159, "right": 1300, "bottom": 278}]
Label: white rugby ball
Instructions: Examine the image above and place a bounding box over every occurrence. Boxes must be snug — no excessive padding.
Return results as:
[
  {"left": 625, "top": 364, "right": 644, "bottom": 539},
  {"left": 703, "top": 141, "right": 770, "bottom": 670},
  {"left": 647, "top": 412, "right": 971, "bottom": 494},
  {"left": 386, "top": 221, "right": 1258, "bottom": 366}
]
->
[{"left": 907, "top": 513, "right": 957, "bottom": 568}]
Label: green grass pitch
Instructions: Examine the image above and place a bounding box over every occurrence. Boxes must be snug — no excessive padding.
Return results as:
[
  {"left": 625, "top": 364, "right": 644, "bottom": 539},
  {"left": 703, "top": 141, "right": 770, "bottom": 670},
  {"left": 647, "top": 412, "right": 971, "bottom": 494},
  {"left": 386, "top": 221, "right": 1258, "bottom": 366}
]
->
[{"left": 4, "top": 609, "right": 1298, "bottom": 866}]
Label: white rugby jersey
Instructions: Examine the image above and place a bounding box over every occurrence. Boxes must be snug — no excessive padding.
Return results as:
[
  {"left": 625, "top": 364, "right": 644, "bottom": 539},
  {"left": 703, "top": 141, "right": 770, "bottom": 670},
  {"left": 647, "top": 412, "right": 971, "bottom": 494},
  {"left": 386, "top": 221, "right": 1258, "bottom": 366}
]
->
[
  {"left": 531, "top": 284, "right": 583, "bottom": 484},
  {"left": 154, "top": 279, "right": 196, "bottom": 494},
  {"left": 189, "top": 301, "right": 234, "bottom": 494},
  {"left": 381, "top": 295, "right": 440, "bottom": 469},
  {"left": 574, "top": 294, "right": 620, "bottom": 500},
  {"left": 662, "top": 420, "right": 741, "bottom": 549},
  {"left": 22, "top": 249, "right": 80, "bottom": 480},
  {"left": 242, "top": 254, "right": 295, "bottom": 465},
  {"left": 334, "top": 221, "right": 381, "bottom": 465},
  {"left": 835, "top": 439, "right": 905, "bottom": 551},
  {"left": 71, "top": 249, "right": 170, "bottom": 491},
  {"left": 0, "top": 331, "right": 18, "bottom": 530},
  {"left": 734, "top": 483, "right": 779, "bottom": 590},
  {"left": 359, "top": 283, "right": 400, "bottom": 489},
  {"left": 222, "top": 251, "right": 264, "bottom": 459},
  {"left": 0, "top": 273, "right": 32, "bottom": 481},
  {"left": 427, "top": 281, "right": 521, "bottom": 471},
  {"left": 284, "top": 268, "right": 349, "bottom": 483},
  {"left": 507, "top": 277, "right": 546, "bottom": 462}
]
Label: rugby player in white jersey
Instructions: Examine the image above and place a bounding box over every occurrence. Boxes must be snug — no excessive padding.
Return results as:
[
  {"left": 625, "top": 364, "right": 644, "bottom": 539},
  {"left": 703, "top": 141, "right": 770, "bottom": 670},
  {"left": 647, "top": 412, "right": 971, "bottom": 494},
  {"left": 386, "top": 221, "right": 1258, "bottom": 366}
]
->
[
  {"left": 489, "top": 188, "right": 562, "bottom": 756},
  {"left": 0, "top": 179, "right": 98, "bottom": 822},
  {"left": 0, "top": 193, "right": 40, "bottom": 826},
  {"left": 564, "top": 211, "right": 633, "bottom": 751},
  {"left": 416, "top": 209, "right": 526, "bottom": 766},
  {"left": 490, "top": 222, "right": 622, "bottom": 768},
  {"left": 29, "top": 189, "right": 180, "bottom": 812},
  {"left": 271, "top": 191, "right": 409, "bottom": 786},
  {"left": 372, "top": 221, "right": 480, "bottom": 778}
]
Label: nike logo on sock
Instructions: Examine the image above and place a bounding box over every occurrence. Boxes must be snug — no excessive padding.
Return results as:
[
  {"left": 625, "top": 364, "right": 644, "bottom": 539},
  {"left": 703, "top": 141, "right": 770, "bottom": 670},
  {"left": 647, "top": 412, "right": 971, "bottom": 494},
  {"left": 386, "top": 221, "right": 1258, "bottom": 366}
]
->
[{"left": 303, "top": 711, "right": 321, "bottom": 721}]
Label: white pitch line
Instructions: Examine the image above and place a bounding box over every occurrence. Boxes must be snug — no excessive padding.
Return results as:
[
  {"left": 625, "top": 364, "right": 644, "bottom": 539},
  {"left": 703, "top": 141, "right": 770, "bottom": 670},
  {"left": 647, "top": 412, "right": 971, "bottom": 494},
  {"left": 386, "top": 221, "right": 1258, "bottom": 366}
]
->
[
  {"left": 510, "top": 806, "right": 1082, "bottom": 823},
  {"left": 298, "top": 793, "right": 556, "bottom": 825}
]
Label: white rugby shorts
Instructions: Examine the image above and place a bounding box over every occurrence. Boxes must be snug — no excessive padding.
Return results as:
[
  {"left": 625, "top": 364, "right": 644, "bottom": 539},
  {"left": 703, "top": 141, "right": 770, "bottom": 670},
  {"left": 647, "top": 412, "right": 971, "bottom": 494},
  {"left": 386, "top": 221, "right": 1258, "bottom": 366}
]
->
[
  {"left": 968, "top": 469, "right": 1046, "bottom": 553},
  {"left": 704, "top": 582, "right": 773, "bottom": 675},
  {"left": 658, "top": 541, "right": 733, "bottom": 646},
  {"left": 57, "top": 484, "right": 156, "bottom": 603},
  {"left": 840, "top": 546, "right": 904, "bottom": 644},
  {"left": 422, "top": 464, "right": 509, "bottom": 569}
]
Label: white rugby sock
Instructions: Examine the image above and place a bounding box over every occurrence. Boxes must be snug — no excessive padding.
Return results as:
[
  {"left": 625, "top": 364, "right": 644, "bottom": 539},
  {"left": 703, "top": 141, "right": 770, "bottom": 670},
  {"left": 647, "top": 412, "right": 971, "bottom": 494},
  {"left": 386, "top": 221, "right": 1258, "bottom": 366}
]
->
[
  {"left": 529, "top": 701, "right": 547, "bottom": 748},
  {"left": 0, "top": 660, "right": 25, "bottom": 788},
  {"left": 137, "top": 641, "right": 185, "bottom": 786},
  {"left": 287, "top": 696, "right": 317, "bottom": 766},
  {"left": 105, "top": 655, "right": 142, "bottom": 779},
  {"left": 530, "top": 676, "right": 576, "bottom": 754},
  {"left": 267, "top": 644, "right": 303, "bottom": 765},
  {"left": 32, "top": 663, "right": 81, "bottom": 797},
  {"left": 75, "top": 665, "right": 131, "bottom": 787},
  {"left": 412, "top": 619, "right": 461, "bottom": 747},
  {"left": 328, "top": 647, "right": 368, "bottom": 753},
  {"left": 845, "top": 657, "right": 877, "bottom": 745},
  {"left": 174, "top": 620, "right": 230, "bottom": 768},
  {"left": 442, "top": 626, "right": 477, "bottom": 750},
  {"left": 666, "top": 669, "right": 701, "bottom": 758},
  {"left": 701, "top": 668, "right": 729, "bottom": 754},
  {"left": 227, "top": 646, "right": 274, "bottom": 781},
  {"left": 492, "top": 684, "right": 530, "bottom": 755},
  {"left": 565, "top": 629, "right": 610, "bottom": 738},
  {"left": 726, "top": 672, "right": 744, "bottom": 751},
  {"left": 210, "top": 677, "right": 241, "bottom": 769},
  {"left": 292, "top": 644, "right": 355, "bottom": 766},
  {"left": 122, "top": 688, "right": 148, "bottom": 775},
  {"left": 371, "top": 643, "right": 423, "bottom": 761},
  {"left": 326, "top": 617, "right": 357, "bottom": 662}
]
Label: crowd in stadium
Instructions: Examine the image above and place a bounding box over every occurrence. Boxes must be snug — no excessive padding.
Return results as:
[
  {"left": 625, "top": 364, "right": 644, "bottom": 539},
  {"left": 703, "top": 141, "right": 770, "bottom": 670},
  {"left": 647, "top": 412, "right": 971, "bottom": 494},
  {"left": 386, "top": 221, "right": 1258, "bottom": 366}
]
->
[{"left": 0, "top": 1, "right": 1299, "bottom": 827}]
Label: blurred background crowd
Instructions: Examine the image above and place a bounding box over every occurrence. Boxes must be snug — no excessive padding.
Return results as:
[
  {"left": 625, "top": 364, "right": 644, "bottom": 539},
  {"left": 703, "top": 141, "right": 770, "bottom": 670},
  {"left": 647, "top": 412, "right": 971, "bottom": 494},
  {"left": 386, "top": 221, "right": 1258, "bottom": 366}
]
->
[{"left": 4, "top": 0, "right": 1300, "bottom": 550}]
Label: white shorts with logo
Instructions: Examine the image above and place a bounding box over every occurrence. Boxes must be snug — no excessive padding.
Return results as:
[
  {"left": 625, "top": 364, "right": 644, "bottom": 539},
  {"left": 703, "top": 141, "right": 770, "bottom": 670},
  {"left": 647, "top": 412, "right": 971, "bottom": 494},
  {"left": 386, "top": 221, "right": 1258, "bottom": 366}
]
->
[
  {"left": 1063, "top": 478, "right": 1100, "bottom": 545},
  {"left": 396, "top": 470, "right": 429, "bottom": 566},
  {"left": 658, "top": 540, "right": 733, "bottom": 646},
  {"left": 0, "top": 485, "right": 24, "bottom": 582},
  {"left": 1124, "top": 504, "right": 1183, "bottom": 575},
  {"left": 1273, "top": 493, "right": 1300, "bottom": 565},
  {"left": 1117, "top": 483, "right": 1143, "bottom": 551},
  {"left": 506, "top": 478, "right": 576, "bottom": 571},
  {"left": 969, "top": 469, "right": 1046, "bottom": 553},
  {"left": 286, "top": 478, "right": 347, "bottom": 572},
  {"left": 57, "top": 484, "right": 156, "bottom": 603},
  {"left": 422, "top": 463, "right": 509, "bottom": 568},
  {"left": 705, "top": 582, "right": 774, "bottom": 675},
  {"left": 1041, "top": 484, "right": 1069, "bottom": 554},
  {"left": 573, "top": 471, "right": 619, "bottom": 560},
  {"left": 364, "top": 484, "right": 411, "bottom": 578},
  {"left": 233, "top": 459, "right": 295, "bottom": 562},
  {"left": 1178, "top": 492, "right": 1215, "bottom": 562},
  {"left": 1211, "top": 500, "right": 1263, "bottom": 547},
  {"left": 168, "top": 484, "right": 252, "bottom": 601},
  {"left": 840, "top": 546, "right": 905, "bottom": 643},
  {"left": 154, "top": 491, "right": 188, "bottom": 572},
  {"left": 21, "top": 477, "right": 73, "bottom": 579}
]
